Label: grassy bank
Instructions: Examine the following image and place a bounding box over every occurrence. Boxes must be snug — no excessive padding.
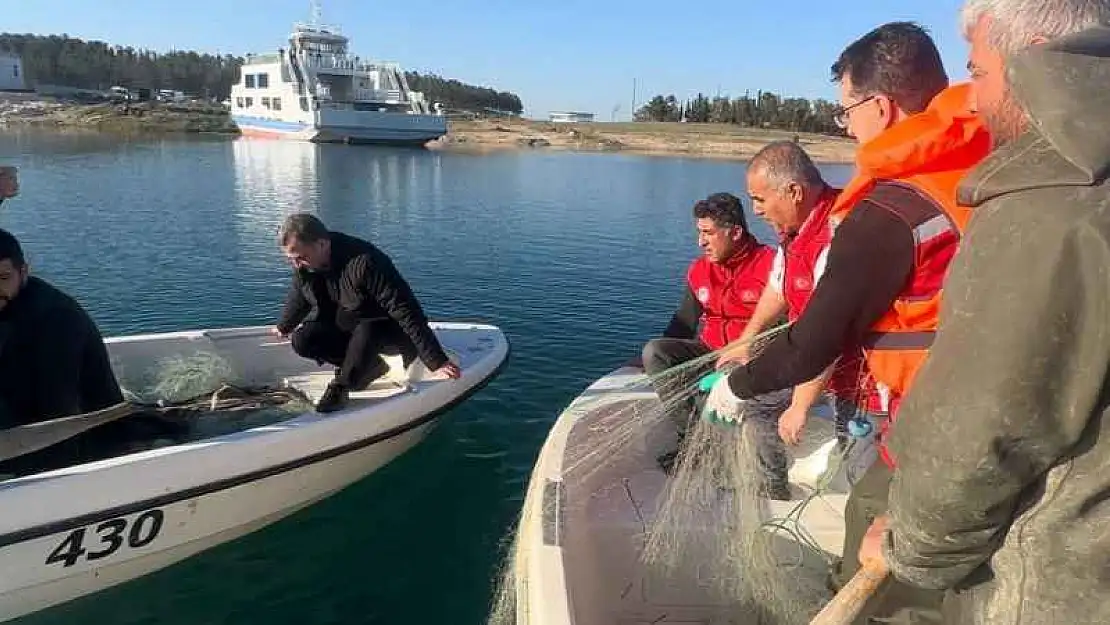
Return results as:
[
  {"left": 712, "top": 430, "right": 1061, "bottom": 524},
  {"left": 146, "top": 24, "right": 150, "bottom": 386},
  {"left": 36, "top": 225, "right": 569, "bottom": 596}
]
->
[{"left": 431, "top": 118, "right": 857, "bottom": 163}]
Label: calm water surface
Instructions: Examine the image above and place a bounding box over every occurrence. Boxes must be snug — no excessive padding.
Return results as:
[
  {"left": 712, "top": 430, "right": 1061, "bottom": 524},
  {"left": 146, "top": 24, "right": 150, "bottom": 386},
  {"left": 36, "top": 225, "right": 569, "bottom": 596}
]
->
[{"left": 0, "top": 131, "right": 851, "bottom": 625}]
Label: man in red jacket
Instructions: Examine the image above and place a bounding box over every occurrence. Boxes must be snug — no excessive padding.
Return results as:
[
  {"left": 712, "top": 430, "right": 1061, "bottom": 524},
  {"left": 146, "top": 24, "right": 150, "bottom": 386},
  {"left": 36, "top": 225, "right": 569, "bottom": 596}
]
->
[
  {"left": 720, "top": 141, "right": 882, "bottom": 452},
  {"left": 641, "top": 192, "right": 793, "bottom": 499}
]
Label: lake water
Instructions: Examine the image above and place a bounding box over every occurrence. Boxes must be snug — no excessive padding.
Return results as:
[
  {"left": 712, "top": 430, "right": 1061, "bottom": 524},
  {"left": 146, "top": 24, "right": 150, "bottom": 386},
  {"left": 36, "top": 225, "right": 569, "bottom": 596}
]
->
[{"left": 0, "top": 131, "right": 852, "bottom": 625}]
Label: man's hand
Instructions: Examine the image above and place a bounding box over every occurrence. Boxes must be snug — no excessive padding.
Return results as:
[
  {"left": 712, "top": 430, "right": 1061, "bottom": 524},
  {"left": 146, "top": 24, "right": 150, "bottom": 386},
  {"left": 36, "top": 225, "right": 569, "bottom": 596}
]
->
[
  {"left": 858, "top": 513, "right": 892, "bottom": 574},
  {"left": 716, "top": 341, "right": 752, "bottom": 369},
  {"left": 435, "top": 361, "right": 461, "bottom": 380},
  {"left": 271, "top": 326, "right": 289, "bottom": 338},
  {"left": 701, "top": 372, "right": 745, "bottom": 424},
  {"left": 778, "top": 403, "right": 809, "bottom": 446}
]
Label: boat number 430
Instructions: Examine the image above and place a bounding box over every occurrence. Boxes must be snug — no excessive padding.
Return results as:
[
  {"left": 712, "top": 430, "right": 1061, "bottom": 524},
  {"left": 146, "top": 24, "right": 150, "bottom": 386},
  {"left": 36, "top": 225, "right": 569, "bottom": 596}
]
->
[{"left": 45, "top": 509, "right": 165, "bottom": 567}]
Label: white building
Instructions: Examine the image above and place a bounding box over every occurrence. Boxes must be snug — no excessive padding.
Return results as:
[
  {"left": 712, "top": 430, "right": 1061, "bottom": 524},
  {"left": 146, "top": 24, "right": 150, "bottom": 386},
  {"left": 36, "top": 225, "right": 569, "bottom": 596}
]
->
[
  {"left": 0, "top": 53, "right": 26, "bottom": 92},
  {"left": 549, "top": 111, "right": 594, "bottom": 123}
]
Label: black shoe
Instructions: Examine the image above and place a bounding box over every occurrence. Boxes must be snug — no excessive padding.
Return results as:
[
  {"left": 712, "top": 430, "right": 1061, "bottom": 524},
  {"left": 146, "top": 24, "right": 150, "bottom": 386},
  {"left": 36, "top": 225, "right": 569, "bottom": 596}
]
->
[
  {"left": 656, "top": 449, "right": 679, "bottom": 475},
  {"left": 759, "top": 481, "right": 793, "bottom": 501},
  {"left": 339, "top": 357, "right": 392, "bottom": 393},
  {"left": 316, "top": 381, "right": 349, "bottom": 413}
]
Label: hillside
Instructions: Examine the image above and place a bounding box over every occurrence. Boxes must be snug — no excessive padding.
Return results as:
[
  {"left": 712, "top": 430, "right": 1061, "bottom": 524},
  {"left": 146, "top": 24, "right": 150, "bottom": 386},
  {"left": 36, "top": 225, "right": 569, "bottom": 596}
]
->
[{"left": 0, "top": 33, "right": 524, "bottom": 113}]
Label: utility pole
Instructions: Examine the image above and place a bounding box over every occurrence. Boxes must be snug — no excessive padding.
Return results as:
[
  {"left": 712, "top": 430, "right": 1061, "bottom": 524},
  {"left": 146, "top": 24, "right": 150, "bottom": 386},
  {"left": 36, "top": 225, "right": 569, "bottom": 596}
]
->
[{"left": 631, "top": 78, "right": 637, "bottom": 121}]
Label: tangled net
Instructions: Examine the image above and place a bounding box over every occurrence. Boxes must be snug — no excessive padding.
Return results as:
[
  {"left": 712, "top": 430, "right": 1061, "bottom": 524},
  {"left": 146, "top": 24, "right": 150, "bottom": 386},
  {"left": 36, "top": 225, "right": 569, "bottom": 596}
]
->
[
  {"left": 488, "top": 322, "right": 877, "bottom": 625},
  {"left": 121, "top": 350, "right": 313, "bottom": 447}
]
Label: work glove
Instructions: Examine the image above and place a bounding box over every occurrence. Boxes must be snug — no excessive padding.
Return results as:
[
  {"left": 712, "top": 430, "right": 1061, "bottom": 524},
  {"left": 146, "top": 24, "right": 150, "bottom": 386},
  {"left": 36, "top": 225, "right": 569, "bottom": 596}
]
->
[{"left": 698, "top": 370, "right": 745, "bottom": 425}]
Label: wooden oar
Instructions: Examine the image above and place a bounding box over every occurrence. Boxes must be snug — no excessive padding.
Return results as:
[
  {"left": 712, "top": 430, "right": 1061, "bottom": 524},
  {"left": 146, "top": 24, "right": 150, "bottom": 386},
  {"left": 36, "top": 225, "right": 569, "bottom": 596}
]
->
[
  {"left": 809, "top": 564, "right": 889, "bottom": 625},
  {"left": 0, "top": 402, "right": 133, "bottom": 463}
]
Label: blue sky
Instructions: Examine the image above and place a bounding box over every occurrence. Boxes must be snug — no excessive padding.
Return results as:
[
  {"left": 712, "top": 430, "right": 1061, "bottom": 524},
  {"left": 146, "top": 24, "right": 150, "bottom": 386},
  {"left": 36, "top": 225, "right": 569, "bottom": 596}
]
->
[{"left": 2, "top": 0, "right": 971, "bottom": 120}]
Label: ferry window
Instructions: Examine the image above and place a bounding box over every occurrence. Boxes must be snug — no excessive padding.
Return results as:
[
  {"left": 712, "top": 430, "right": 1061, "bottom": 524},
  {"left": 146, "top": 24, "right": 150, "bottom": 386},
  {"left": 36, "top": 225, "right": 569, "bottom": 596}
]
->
[
  {"left": 235, "top": 97, "right": 243, "bottom": 108},
  {"left": 261, "top": 97, "right": 271, "bottom": 108},
  {"left": 245, "top": 74, "right": 255, "bottom": 88},
  {"left": 300, "top": 97, "right": 309, "bottom": 111},
  {"left": 245, "top": 97, "right": 253, "bottom": 107},
  {"left": 272, "top": 98, "right": 282, "bottom": 111},
  {"left": 257, "top": 73, "right": 269, "bottom": 88}
]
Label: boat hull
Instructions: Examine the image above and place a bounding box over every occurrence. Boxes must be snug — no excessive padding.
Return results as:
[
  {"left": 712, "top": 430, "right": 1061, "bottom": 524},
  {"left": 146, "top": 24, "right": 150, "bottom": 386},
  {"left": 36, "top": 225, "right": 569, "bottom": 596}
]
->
[
  {"left": 0, "top": 322, "right": 509, "bottom": 622},
  {"left": 232, "top": 110, "right": 447, "bottom": 146}
]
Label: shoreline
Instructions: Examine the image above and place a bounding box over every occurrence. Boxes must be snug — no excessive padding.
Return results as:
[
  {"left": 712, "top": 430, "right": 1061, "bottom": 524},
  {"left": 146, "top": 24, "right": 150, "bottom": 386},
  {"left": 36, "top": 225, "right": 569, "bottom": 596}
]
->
[
  {"left": 0, "top": 96, "right": 857, "bottom": 162},
  {"left": 430, "top": 118, "right": 858, "bottom": 163},
  {"left": 0, "top": 95, "right": 239, "bottom": 136}
]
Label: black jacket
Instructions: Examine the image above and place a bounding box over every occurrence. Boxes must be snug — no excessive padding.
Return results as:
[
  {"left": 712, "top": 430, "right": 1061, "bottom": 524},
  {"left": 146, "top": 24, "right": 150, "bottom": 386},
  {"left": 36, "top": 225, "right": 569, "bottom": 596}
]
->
[
  {"left": 0, "top": 276, "right": 124, "bottom": 426},
  {"left": 276, "top": 232, "right": 449, "bottom": 370}
]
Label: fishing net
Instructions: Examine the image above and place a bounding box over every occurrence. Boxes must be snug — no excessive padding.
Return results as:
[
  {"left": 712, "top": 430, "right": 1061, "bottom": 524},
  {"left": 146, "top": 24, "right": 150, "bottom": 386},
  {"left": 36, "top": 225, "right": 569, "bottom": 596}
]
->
[
  {"left": 488, "top": 322, "right": 880, "bottom": 625},
  {"left": 119, "top": 349, "right": 313, "bottom": 448}
]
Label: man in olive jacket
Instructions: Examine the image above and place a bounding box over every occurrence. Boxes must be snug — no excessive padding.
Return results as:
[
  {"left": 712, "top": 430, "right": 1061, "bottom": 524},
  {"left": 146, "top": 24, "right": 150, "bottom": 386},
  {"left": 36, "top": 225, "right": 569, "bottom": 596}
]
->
[
  {"left": 859, "top": 14, "right": 1110, "bottom": 625},
  {"left": 274, "top": 213, "right": 459, "bottom": 412}
]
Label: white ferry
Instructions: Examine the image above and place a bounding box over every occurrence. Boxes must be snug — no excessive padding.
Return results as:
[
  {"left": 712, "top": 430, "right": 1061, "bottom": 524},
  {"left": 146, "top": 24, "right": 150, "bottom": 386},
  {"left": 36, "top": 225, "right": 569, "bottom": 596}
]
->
[{"left": 228, "top": 1, "right": 447, "bottom": 145}]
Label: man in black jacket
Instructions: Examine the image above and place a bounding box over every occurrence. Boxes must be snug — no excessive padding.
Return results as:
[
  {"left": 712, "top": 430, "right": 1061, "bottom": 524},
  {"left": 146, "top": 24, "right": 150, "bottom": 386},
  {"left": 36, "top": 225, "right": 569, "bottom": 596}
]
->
[
  {"left": 273, "top": 213, "right": 460, "bottom": 413},
  {"left": 0, "top": 228, "right": 127, "bottom": 476}
]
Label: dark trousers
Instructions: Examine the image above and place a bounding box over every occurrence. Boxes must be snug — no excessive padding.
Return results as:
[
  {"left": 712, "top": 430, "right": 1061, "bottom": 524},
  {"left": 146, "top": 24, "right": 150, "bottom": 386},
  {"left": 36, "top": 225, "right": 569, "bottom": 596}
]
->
[
  {"left": 641, "top": 337, "right": 792, "bottom": 487},
  {"left": 291, "top": 319, "right": 417, "bottom": 389},
  {"left": 832, "top": 460, "right": 944, "bottom": 624}
]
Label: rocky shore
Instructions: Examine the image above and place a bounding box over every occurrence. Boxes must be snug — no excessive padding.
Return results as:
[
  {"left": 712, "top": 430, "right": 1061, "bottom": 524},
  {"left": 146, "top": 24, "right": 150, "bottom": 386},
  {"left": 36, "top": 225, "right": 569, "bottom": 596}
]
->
[{"left": 0, "top": 96, "right": 238, "bottom": 135}]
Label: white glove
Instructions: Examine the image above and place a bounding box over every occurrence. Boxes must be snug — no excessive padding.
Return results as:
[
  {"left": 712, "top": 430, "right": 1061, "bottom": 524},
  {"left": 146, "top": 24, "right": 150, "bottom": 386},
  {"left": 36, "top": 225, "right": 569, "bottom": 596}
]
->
[{"left": 702, "top": 372, "right": 746, "bottom": 425}]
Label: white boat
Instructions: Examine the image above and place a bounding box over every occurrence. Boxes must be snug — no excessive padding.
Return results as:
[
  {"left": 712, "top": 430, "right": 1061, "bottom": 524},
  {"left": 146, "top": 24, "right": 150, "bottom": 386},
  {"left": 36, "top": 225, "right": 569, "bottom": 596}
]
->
[
  {"left": 0, "top": 321, "right": 508, "bottom": 623},
  {"left": 228, "top": 1, "right": 447, "bottom": 145},
  {"left": 504, "top": 363, "right": 877, "bottom": 625}
]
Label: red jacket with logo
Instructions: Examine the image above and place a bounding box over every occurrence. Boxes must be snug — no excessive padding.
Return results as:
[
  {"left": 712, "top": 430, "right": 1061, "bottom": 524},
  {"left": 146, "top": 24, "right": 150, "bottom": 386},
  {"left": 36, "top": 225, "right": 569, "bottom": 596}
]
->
[
  {"left": 779, "top": 187, "right": 882, "bottom": 413},
  {"left": 686, "top": 238, "right": 776, "bottom": 351}
]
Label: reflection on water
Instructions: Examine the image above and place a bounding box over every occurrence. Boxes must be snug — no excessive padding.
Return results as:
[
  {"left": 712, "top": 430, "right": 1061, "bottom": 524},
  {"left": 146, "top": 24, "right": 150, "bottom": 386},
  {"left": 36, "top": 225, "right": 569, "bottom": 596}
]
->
[{"left": 229, "top": 138, "right": 449, "bottom": 244}]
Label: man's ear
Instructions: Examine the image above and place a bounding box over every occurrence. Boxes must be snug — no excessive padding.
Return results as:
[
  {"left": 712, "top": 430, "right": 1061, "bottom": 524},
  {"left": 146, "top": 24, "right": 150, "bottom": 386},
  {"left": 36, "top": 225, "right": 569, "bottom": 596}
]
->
[{"left": 787, "top": 182, "right": 804, "bottom": 205}]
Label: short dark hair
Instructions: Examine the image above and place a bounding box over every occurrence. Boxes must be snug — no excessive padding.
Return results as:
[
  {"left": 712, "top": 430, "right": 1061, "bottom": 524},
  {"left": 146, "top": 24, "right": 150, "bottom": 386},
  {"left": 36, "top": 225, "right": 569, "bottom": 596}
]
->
[
  {"left": 830, "top": 21, "right": 948, "bottom": 115},
  {"left": 279, "top": 213, "right": 330, "bottom": 246},
  {"left": 0, "top": 228, "right": 25, "bottom": 268},
  {"left": 693, "top": 192, "right": 749, "bottom": 231}
]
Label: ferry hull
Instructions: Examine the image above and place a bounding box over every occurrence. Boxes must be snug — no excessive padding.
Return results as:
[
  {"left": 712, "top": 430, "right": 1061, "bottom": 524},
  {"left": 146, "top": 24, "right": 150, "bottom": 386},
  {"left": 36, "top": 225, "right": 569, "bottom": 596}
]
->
[{"left": 232, "top": 112, "right": 447, "bottom": 146}]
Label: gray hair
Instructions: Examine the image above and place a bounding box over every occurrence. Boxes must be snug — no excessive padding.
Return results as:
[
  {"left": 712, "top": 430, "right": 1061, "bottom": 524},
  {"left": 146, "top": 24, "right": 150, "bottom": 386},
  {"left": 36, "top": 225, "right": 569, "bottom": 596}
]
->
[
  {"left": 960, "top": 0, "right": 1110, "bottom": 53},
  {"left": 748, "top": 141, "right": 825, "bottom": 193}
]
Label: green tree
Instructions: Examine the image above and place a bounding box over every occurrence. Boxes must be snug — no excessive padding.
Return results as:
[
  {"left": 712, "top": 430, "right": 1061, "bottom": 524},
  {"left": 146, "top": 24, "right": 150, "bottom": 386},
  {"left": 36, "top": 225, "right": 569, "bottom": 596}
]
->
[{"left": 635, "top": 87, "right": 844, "bottom": 135}]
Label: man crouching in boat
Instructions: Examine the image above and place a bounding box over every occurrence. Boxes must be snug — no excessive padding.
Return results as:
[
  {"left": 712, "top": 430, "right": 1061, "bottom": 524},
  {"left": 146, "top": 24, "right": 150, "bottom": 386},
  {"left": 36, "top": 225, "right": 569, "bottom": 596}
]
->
[
  {"left": 0, "top": 228, "right": 125, "bottom": 474},
  {"left": 272, "top": 213, "right": 460, "bottom": 413},
  {"left": 640, "top": 192, "right": 794, "bottom": 500}
]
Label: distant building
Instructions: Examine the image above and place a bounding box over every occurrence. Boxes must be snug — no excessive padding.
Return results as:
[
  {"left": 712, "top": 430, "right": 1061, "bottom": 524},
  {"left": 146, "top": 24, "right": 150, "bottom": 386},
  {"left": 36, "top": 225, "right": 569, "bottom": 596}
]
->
[
  {"left": 549, "top": 111, "right": 594, "bottom": 123},
  {"left": 0, "top": 52, "right": 26, "bottom": 92}
]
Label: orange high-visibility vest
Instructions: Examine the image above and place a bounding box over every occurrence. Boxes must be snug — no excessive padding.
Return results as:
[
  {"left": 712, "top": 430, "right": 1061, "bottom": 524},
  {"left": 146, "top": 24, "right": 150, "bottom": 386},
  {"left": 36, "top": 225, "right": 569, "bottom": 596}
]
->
[{"left": 829, "top": 83, "right": 991, "bottom": 465}]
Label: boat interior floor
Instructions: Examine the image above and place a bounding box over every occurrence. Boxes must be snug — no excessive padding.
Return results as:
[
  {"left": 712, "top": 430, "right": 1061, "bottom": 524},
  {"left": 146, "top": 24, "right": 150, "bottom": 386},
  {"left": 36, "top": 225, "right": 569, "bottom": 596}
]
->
[{"left": 554, "top": 395, "right": 869, "bottom": 625}]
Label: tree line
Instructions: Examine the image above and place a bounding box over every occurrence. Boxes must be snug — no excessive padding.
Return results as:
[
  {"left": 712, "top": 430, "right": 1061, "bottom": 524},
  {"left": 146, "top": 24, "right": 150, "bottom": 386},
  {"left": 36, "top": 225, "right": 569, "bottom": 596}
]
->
[
  {"left": 635, "top": 92, "right": 844, "bottom": 135},
  {"left": 0, "top": 33, "right": 525, "bottom": 113},
  {"left": 404, "top": 73, "right": 522, "bottom": 114}
]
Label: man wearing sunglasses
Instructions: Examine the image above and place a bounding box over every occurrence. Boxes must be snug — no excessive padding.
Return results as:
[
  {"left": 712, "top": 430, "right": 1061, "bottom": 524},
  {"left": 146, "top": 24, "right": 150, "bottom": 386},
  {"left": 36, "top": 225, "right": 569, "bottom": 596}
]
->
[{"left": 708, "top": 21, "right": 991, "bottom": 622}]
